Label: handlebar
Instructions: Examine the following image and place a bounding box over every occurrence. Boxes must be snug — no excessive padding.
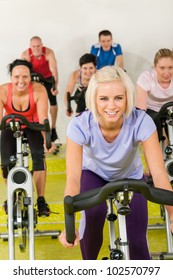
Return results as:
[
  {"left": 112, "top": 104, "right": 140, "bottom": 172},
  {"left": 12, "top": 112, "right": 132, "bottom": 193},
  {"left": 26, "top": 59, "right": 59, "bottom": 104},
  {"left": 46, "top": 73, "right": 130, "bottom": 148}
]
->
[
  {"left": 0, "top": 114, "right": 51, "bottom": 150},
  {"left": 156, "top": 101, "right": 173, "bottom": 119},
  {"left": 67, "top": 92, "right": 72, "bottom": 114},
  {"left": 31, "top": 72, "right": 56, "bottom": 91},
  {"left": 66, "top": 88, "right": 87, "bottom": 114},
  {"left": 64, "top": 178, "right": 173, "bottom": 244}
]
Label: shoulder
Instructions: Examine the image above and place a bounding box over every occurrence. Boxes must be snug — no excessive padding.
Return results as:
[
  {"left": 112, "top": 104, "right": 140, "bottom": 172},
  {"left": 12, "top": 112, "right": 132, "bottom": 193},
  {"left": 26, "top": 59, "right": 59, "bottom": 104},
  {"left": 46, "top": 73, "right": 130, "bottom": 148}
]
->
[
  {"left": 71, "top": 70, "right": 80, "bottom": 80},
  {"left": 91, "top": 43, "right": 100, "bottom": 54},
  {"left": 67, "top": 110, "right": 95, "bottom": 144},
  {"left": 21, "top": 49, "right": 30, "bottom": 60},
  {"left": 67, "top": 110, "right": 94, "bottom": 133},
  {"left": 112, "top": 42, "right": 121, "bottom": 48},
  {"left": 129, "top": 108, "right": 156, "bottom": 141},
  {"left": 45, "top": 46, "right": 54, "bottom": 56},
  {"left": 111, "top": 43, "right": 122, "bottom": 54},
  {"left": 0, "top": 84, "right": 9, "bottom": 103},
  {"left": 92, "top": 43, "right": 100, "bottom": 49},
  {"left": 31, "top": 82, "right": 47, "bottom": 99},
  {"left": 129, "top": 108, "right": 155, "bottom": 127},
  {"left": 137, "top": 68, "right": 155, "bottom": 84},
  {"left": 0, "top": 83, "right": 8, "bottom": 93}
]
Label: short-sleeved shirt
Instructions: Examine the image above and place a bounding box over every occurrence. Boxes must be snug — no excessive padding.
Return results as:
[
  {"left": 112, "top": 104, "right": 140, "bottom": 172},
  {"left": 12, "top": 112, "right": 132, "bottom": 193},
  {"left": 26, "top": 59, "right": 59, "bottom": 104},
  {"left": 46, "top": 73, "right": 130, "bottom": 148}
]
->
[
  {"left": 90, "top": 43, "right": 123, "bottom": 69},
  {"left": 137, "top": 68, "right": 173, "bottom": 112},
  {"left": 67, "top": 108, "right": 156, "bottom": 181}
]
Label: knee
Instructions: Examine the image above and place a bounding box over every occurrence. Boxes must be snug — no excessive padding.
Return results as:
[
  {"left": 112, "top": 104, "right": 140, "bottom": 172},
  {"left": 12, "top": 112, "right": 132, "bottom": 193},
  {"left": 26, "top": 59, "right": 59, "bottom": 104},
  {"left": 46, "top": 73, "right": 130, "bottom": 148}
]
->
[{"left": 32, "top": 152, "right": 45, "bottom": 171}]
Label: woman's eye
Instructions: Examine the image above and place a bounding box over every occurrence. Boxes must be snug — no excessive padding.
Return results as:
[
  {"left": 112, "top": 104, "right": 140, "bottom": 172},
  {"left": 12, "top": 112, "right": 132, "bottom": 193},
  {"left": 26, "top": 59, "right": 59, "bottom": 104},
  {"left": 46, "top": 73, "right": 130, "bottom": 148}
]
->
[{"left": 115, "top": 96, "right": 123, "bottom": 100}]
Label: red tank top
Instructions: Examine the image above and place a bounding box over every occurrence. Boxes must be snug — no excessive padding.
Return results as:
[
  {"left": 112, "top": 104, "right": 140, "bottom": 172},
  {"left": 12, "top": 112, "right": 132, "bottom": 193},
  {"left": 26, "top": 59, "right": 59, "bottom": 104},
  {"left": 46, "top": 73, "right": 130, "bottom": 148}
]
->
[
  {"left": 4, "top": 83, "right": 39, "bottom": 123},
  {"left": 29, "top": 47, "right": 52, "bottom": 78}
]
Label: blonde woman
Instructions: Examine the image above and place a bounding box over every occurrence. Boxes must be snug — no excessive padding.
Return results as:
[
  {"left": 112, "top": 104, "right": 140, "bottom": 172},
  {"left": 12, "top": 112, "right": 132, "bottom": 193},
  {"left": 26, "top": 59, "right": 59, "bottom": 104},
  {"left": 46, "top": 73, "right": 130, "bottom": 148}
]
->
[{"left": 59, "top": 66, "right": 173, "bottom": 260}]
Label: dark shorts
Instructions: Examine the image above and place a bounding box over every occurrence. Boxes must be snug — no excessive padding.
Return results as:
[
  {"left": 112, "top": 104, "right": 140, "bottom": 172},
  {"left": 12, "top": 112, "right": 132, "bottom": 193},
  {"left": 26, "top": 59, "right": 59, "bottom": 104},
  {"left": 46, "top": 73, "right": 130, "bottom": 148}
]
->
[
  {"left": 44, "top": 77, "right": 57, "bottom": 106},
  {"left": 0, "top": 128, "right": 45, "bottom": 178}
]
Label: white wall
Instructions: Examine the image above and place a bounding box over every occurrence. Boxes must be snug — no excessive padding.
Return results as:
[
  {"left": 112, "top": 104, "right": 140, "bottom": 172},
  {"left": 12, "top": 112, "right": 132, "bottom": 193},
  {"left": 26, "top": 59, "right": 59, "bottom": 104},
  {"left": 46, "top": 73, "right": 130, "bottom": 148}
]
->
[{"left": 0, "top": 0, "right": 172, "bottom": 142}]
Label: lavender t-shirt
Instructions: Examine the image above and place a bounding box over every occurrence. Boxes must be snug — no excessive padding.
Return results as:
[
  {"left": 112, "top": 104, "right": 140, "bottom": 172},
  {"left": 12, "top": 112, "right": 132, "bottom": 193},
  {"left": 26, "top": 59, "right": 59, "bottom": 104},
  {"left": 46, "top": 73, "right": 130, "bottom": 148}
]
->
[{"left": 67, "top": 108, "right": 156, "bottom": 181}]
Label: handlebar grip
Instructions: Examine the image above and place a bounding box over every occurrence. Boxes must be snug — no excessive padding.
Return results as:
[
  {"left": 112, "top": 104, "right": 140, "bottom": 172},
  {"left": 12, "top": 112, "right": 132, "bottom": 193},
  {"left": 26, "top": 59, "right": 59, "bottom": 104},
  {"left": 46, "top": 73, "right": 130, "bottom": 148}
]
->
[
  {"left": 44, "top": 119, "right": 51, "bottom": 150},
  {"left": 64, "top": 195, "right": 76, "bottom": 244},
  {"left": 52, "top": 76, "right": 56, "bottom": 91},
  {"left": 67, "top": 92, "right": 72, "bottom": 114},
  {"left": 157, "top": 101, "right": 173, "bottom": 119}
]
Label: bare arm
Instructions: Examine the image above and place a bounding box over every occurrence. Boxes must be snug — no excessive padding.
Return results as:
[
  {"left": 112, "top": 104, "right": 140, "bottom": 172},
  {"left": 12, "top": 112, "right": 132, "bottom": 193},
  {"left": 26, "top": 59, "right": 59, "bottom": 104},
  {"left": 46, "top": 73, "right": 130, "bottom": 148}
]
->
[
  {"left": 0, "top": 85, "right": 8, "bottom": 121},
  {"left": 135, "top": 85, "right": 148, "bottom": 110},
  {"left": 33, "top": 82, "right": 48, "bottom": 123},
  {"left": 46, "top": 48, "right": 58, "bottom": 94},
  {"left": 21, "top": 49, "right": 30, "bottom": 61},
  {"left": 142, "top": 131, "right": 173, "bottom": 228},
  {"left": 116, "top": 55, "right": 124, "bottom": 69},
  {"left": 64, "top": 70, "right": 79, "bottom": 116},
  {"left": 33, "top": 82, "right": 54, "bottom": 152},
  {"left": 59, "top": 137, "right": 83, "bottom": 247},
  {"left": 65, "top": 137, "right": 83, "bottom": 196}
]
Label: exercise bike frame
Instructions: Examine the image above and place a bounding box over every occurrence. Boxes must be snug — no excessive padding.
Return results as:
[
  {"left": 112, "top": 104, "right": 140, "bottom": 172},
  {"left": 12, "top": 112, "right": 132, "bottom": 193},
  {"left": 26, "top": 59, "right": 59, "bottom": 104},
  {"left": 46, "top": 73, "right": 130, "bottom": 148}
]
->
[
  {"left": 0, "top": 114, "right": 51, "bottom": 260},
  {"left": 64, "top": 179, "right": 173, "bottom": 260},
  {"left": 155, "top": 102, "right": 173, "bottom": 256}
]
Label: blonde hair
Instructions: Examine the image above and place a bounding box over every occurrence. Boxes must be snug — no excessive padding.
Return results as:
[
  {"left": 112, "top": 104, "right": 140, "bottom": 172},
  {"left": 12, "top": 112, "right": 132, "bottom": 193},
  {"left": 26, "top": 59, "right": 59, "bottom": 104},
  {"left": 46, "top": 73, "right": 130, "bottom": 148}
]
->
[
  {"left": 85, "top": 66, "right": 135, "bottom": 121},
  {"left": 154, "top": 48, "right": 173, "bottom": 66}
]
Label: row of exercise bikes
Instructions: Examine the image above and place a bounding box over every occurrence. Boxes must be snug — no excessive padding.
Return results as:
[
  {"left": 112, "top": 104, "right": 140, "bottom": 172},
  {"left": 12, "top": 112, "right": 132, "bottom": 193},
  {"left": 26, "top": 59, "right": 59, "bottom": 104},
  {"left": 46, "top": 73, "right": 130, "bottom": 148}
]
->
[{"left": 0, "top": 90, "right": 173, "bottom": 260}]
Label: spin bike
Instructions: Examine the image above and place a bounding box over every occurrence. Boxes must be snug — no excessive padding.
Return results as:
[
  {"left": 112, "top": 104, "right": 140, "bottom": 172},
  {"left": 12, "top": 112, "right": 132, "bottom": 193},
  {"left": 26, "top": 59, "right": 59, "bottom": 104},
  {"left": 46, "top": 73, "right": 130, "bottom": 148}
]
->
[
  {"left": 146, "top": 102, "right": 173, "bottom": 258},
  {"left": 0, "top": 114, "right": 60, "bottom": 260},
  {"left": 64, "top": 179, "right": 173, "bottom": 260},
  {"left": 66, "top": 89, "right": 87, "bottom": 115},
  {"left": 31, "top": 72, "right": 61, "bottom": 155}
]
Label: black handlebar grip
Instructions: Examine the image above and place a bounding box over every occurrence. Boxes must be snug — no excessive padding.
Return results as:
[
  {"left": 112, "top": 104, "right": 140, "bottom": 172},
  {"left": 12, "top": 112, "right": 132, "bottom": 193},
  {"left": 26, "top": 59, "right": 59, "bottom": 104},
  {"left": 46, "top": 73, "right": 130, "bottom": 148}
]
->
[
  {"left": 67, "top": 92, "right": 72, "bottom": 114},
  {"left": 157, "top": 101, "right": 173, "bottom": 119},
  {"left": 52, "top": 76, "right": 56, "bottom": 91},
  {"left": 44, "top": 119, "right": 51, "bottom": 150},
  {"left": 64, "top": 195, "right": 76, "bottom": 244}
]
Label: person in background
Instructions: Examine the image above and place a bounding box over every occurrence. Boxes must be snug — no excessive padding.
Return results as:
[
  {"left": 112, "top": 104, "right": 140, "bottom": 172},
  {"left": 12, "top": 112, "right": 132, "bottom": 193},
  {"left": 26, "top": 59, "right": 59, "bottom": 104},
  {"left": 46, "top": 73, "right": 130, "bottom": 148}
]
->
[
  {"left": 0, "top": 59, "right": 54, "bottom": 217},
  {"left": 136, "top": 48, "right": 173, "bottom": 142},
  {"left": 90, "top": 30, "right": 124, "bottom": 70},
  {"left": 21, "top": 36, "right": 59, "bottom": 142},
  {"left": 59, "top": 66, "right": 173, "bottom": 260},
  {"left": 65, "top": 53, "right": 97, "bottom": 116}
]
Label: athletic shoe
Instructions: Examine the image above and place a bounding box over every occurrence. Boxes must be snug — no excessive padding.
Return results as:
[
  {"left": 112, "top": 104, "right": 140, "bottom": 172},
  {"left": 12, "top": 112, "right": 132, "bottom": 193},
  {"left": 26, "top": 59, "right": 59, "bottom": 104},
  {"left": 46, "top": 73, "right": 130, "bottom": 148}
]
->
[
  {"left": 37, "top": 197, "right": 50, "bottom": 217},
  {"left": 51, "top": 128, "right": 58, "bottom": 142}
]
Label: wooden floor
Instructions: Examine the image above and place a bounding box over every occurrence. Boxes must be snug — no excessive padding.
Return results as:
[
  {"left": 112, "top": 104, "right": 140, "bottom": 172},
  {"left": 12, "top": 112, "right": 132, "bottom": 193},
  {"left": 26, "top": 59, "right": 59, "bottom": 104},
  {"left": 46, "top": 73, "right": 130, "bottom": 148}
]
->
[{"left": 0, "top": 145, "right": 171, "bottom": 260}]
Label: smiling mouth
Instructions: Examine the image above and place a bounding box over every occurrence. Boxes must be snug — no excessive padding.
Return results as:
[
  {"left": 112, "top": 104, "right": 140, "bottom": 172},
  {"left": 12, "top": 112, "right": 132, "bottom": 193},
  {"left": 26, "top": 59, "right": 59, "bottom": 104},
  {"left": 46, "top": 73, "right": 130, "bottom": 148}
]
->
[{"left": 106, "top": 111, "right": 117, "bottom": 115}]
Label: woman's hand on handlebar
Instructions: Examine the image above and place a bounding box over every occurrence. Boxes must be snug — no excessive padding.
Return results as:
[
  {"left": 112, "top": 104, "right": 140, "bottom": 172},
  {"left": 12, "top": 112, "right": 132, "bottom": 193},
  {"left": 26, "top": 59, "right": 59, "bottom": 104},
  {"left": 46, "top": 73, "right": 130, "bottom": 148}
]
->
[
  {"left": 66, "top": 109, "right": 73, "bottom": 117},
  {"left": 44, "top": 142, "right": 56, "bottom": 153},
  {"left": 59, "top": 230, "right": 79, "bottom": 248},
  {"left": 51, "top": 88, "right": 58, "bottom": 96}
]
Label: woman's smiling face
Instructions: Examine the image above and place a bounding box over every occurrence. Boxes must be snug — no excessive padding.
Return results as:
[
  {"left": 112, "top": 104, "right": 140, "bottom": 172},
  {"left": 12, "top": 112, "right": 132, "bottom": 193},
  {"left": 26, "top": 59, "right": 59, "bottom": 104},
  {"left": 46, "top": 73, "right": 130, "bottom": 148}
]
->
[{"left": 96, "top": 80, "right": 127, "bottom": 124}]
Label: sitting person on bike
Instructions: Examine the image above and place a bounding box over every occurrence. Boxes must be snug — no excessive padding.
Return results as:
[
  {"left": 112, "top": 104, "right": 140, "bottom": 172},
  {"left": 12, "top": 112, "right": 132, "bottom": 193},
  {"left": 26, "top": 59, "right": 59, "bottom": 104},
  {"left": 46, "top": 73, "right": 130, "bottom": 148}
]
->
[
  {"left": 64, "top": 53, "right": 97, "bottom": 116},
  {"left": 0, "top": 59, "right": 54, "bottom": 217},
  {"left": 59, "top": 66, "right": 173, "bottom": 260},
  {"left": 21, "top": 36, "right": 59, "bottom": 142},
  {"left": 136, "top": 48, "right": 173, "bottom": 142}
]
